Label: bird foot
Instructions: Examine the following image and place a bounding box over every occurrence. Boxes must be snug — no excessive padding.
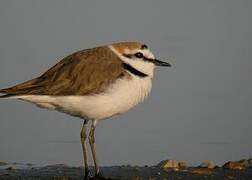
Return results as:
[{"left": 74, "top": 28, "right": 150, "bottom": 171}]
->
[
  {"left": 93, "top": 172, "right": 117, "bottom": 180},
  {"left": 83, "top": 168, "right": 91, "bottom": 180}
]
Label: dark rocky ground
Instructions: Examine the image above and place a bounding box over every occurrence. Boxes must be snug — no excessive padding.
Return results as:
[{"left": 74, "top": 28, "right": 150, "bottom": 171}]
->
[{"left": 0, "top": 163, "right": 252, "bottom": 180}]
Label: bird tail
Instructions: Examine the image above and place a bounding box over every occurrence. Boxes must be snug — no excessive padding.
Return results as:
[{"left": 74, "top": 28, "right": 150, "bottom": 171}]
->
[
  {"left": 0, "top": 88, "right": 16, "bottom": 98},
  {"left": 0, "top": 75, "right": 47, "bottom": 99}
]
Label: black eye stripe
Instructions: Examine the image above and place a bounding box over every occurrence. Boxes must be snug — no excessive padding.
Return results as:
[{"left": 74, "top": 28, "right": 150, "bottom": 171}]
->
[{"left": 123, "top": 53, "right": 155, "bottom": 64}]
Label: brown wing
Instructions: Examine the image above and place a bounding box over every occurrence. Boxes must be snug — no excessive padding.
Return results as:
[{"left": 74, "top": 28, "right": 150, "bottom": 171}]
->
[{"left": 0, "top": 46, "right": 126, "bottom": 97}]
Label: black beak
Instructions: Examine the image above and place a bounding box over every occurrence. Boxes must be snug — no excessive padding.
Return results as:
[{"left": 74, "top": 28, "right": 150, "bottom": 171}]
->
[{"left": 154, "top": 59, "right": 171, "bottom": 67}]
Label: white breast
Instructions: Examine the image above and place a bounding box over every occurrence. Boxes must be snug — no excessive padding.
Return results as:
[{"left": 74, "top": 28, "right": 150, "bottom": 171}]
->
[{"left": 15, "top": 75, "right": 152, "bottom": 121}]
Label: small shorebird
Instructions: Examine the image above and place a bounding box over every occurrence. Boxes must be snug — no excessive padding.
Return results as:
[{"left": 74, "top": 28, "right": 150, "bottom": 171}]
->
[{"left": 0, "top": 42, "right": 171, "bottom": 178}]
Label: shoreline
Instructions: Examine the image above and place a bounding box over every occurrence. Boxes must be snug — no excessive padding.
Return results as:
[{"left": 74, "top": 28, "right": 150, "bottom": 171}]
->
[{"left": 1, "top": 160, "right": 252, "bottom": 180}]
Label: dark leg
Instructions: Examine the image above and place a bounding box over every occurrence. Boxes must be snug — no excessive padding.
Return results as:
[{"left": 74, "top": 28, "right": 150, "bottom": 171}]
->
[
  {"left": 88, "top": 121, "right": 101, "bottom": 177},
  {"left": 81, "top": 120, "right": 89, "bottom": 178}
]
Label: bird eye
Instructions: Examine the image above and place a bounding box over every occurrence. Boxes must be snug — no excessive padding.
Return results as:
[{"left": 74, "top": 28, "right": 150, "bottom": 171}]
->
[{"left": 134, "top": 52, "right": 144, "bottom": 58}]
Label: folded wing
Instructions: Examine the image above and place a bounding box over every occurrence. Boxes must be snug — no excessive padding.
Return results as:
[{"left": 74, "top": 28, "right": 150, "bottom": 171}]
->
[{"left": 0, "top": 46, "right": 125, "bottom": 97}]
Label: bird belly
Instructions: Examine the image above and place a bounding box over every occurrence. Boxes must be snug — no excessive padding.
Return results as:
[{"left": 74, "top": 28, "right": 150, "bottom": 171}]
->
[
  {"left": 54, "top": 76, "right": 152, "bottom": 120},
  {"left": 13, "top": 76, "right": 152, "bottom": 120}
]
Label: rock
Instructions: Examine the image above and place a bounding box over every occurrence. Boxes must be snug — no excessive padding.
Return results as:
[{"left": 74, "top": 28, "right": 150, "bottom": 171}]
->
[
  {"left": 178, "top": 161, "right": 187, "bottom": 169},
  {"left": 222, "top": 159, "right": 252, "bottom": 170},
  {"left": 248, "top": 158, "right": 252, "bottom": 164},
  {"left": 158, "top": 160, "right": 179, "bottom": 171},
  {"left": 190, "top": 168, "right": 213, "bottom": 175},
  {"left": 222, "top": 161, "right": 245, "bottom": 170},
  {"left": 172, "top": 167, "right": 180, "bottom": 171},
  {"left": 248, "top": 158, "right": 252, "bottom": 168},
  {"left": 0, "top": 161, "right": 8, "bottom": 166},
  {"left": 241, "top": 158, "right": 252, "bottom": 168},
  {"left": 199, "top": 161, "right": 215, "bottom": 169},
  {"left": 238, "top": 159, "right": 249, "bottom": 167}
]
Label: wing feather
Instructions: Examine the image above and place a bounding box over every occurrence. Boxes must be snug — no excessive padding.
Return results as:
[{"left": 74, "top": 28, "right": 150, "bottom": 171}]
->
[{"left": 0, "top": 46, "right": 125, "bottom": 97}]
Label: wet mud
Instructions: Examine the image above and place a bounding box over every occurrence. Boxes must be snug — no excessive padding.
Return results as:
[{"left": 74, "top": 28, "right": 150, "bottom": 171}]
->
[{"left": 0, "top": 163, "right": 252, "bottom": 180}]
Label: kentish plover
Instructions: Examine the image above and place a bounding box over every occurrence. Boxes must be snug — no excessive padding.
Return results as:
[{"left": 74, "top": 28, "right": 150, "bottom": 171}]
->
[{"left": 0, "top": 42, "right": 171, "bottom": 178}]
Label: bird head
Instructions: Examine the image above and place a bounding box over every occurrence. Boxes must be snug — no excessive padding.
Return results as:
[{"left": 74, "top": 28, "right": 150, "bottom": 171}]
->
[{"left": 109, "top": 42, "right": 171, "bottom": 77}]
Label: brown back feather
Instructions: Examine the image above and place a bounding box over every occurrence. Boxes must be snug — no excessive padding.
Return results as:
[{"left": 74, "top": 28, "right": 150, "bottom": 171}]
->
[{"left": 0, "top": 46, "right": 126, "bottom": 96}]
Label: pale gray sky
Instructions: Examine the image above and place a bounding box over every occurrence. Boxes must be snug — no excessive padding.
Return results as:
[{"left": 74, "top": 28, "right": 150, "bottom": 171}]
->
[{"left": 0, "top": 0, "right": 251, "bottom": 166}]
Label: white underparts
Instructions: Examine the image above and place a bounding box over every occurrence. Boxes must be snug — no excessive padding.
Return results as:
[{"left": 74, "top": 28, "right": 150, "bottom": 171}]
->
[{"left": 12, "top": 75, "right": 152, "bottom": 121}]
